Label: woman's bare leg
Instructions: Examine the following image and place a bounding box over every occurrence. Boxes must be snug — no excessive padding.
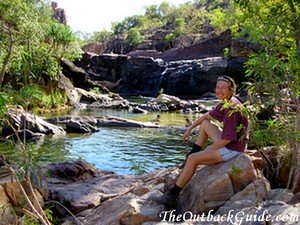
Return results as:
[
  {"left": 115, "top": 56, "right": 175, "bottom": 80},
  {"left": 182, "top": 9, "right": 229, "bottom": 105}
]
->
[
  {"left": 195, "top": 119, "right": 222, "bottom": 146},
  {"left": 176, "top": 149, "right": 223, "bottom": 187},
  {"left": 177, "top": 120, "right": 223, "bottom": 188},
  {"left": 150, "top": 120, "right": 224, "bottom": 207}
]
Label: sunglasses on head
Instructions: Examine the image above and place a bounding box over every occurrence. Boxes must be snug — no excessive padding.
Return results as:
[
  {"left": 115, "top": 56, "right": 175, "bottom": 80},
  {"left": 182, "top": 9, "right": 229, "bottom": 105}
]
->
[
  {"left": 218, "top": 75, "right": 231, "bottom": 82},
  {"left": 217, "top": 76, "right": 234, "bottom": 85}
]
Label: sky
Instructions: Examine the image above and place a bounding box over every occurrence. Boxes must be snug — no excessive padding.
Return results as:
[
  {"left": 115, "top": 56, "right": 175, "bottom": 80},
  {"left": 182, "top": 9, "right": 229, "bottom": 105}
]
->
[{"left": 54, "top": 0, "right": 191, "bottom": 33}]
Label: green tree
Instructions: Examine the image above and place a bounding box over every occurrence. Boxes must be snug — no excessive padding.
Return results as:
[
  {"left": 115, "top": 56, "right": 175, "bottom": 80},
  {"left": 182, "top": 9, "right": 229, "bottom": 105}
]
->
[
  {"left": 234, "top": 0, "right": 300, "bottom": 191},
  {"left": 111, "top": 15, "right": 143, "bottom": 35},
  {"left": 174, "top": 17, "right": 187, "bottom": 36},
  {"left": 187, "top": 8, "right": 207, "bottom": 34},
  {"left": 112, "top": 21, "right": 127, "bottom": 35},
  {"left": 92, "top": 29, "right": 113, "bottom": 43},
  {"left": 165, "top": 32, "right": 177, "bottom": 43},
  {"left": 208, "top": 1, "right": 242, "bottom": 35},
  {"left": 126, "top": 27, "right": 144, "bottom": 46},
  {"left": 158, "top": 1, "right": 173, "bottom": 17},
  {"left": 0, "top": 0, "right": 35, "bottom": 85},
  {"left": 166, "top": 3, "right": 191, "bottom": 26},
  {"left": 144, "top": 4, "right": 162, "bottom": 19},
  {"left": 0, "top": 0, "right": 81, "bottom": 87},
  {"left": 46, "top": 22, "right": 79, "bottom": 60}
]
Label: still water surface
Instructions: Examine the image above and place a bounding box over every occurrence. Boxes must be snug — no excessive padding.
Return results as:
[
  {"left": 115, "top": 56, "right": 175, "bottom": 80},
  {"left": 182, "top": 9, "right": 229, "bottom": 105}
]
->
[
  {"left": 63, "top": 108, "right": 200, "bottom": 175},
  {"left": 66, "top": 126, "right": 191, "bottom": 175},
  {"left": 1, "top": 107, "right": 204, "bottom": 175}
]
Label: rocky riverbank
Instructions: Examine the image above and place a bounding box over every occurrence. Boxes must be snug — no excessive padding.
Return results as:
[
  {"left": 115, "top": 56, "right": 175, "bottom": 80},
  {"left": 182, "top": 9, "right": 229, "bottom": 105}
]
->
[
  {"left": 0, "top": 92, "right": 217, "bottom": 141},
  {"left": 0, "top": 88, "right": 298, "bottom": 224},
  {"left": 0, "top": 152, "right": 299, "bottom": 225}
]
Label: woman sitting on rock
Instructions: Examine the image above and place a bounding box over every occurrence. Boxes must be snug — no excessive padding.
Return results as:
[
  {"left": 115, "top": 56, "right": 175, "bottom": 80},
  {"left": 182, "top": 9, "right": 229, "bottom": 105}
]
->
[{"left": 152, "top": 75, "right": 249, "bottom": 208}]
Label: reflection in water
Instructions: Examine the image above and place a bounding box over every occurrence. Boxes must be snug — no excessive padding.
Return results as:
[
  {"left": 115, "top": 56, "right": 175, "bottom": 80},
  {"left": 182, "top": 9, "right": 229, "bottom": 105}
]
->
[
  {"left": 0, "top": 125, "right": 192, "bottom": 175},
  {"left": 66, "top": 127, "right": 190, "bottom": 175},
  {"left": 69, "top": 108, "right": 202, "bottom": 126},
  {"left": 1, "top": 107, "right": 205, "bottom": 175},
  {"left": 0, "top": 137, "right": 69, "bottom": 167},
  {"left": 51, "top": 108, "right": 200, "bottom": 175}
]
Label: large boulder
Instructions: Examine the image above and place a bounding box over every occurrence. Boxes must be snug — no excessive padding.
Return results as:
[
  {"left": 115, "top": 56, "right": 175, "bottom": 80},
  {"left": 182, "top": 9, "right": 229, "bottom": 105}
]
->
[
  {"left": 44, "top": 157, "right": 299, "bottom": 224},
  {"left": 127, "top": 30, "right": 232, "bottom": 62},
  {"left": 0, "top": 170, "right": 45, "bottom": 224},
  {"left": 61, "top": 59, "right": 91, "bottom": 89},
  {"left": 216, "top": 188, "right": 300, "bottom": 225},
  {"left": 216, "top": 177, "right": 271, "bottom": 215},
  {"left": 46, "top": 164, "right": 179, "bottom": 223},
  {"left": 81, "top": 42, "right": 108, "bottom": 55},
  {"left": 177, "top": 154, "right": 258, "bottom": 214},
  {"left": 57, "top": 73, "right": 80, "bottom": 106},
  {"left": 172, "top": 34, "right": 194, "bottom": 49},
  {"left": 47, "top": 164, "right": 165, "bottom": 217},
  {"left": 119, "top": 56, "right": 243, "bottom": 97},
  {"left": 0, "top": 185, "right": 18, "bottom": 225},
  {"left": 88, "top": 53, "right": 128, "bottom": 81},
  {"left": 95, "top": 116, "right": 160, "bottom": 128},
  {"left": 47, "top": 160, "right": 98, "bottom": 181},
  {"left": 47, "top": 115, "right": 160, "bottom": 129},
  {"left": 108, "top": 36, "right": 131, "bottom": 54},
  {"left": 160, "top": 57, "right": 228, "bottom": 96},
  {"left": 75, "top": 87, "right": 112, "bottom": 103},
  {"left": 65, "top": 119, "right": 99, "bottom": 133},
  {"left": 82, "top": 194, "right": 163, "bottom": 225},
  {"left": 119, "top": 56, "right": 166, "bottom": 96},
  {"left": 1, "top": 106, "right": 65, "bottom": 140}
]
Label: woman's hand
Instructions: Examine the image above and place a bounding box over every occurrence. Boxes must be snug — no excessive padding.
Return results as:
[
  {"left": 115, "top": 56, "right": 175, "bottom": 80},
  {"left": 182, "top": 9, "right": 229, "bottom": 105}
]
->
[
  {"left": 182, "top": 127, "right": 192, "bottom": 143},
  {"left": 182, "top": 113, "right": 210, "bottom": 143}
]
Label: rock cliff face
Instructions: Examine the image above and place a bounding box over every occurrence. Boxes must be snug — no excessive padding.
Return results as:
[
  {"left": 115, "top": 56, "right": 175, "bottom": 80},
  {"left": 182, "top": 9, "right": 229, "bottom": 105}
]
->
[
  {"left": 51, "top": 1, "right": 67, "bottom": 25},
  {"left": 68, "top": 30, "right": 251, "bottom": 98}
]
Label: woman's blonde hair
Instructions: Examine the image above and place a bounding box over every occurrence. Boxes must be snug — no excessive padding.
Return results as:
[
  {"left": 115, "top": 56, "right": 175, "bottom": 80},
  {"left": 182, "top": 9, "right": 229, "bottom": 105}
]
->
[{"left": 217, "top": 75, "right": 237, "bottom": 95}]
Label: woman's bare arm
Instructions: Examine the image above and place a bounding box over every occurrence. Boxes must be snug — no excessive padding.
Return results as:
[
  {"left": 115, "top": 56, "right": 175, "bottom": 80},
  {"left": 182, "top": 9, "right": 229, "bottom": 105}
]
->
[{"left": 182, "top": 112, "right": 211, "bottom": 142}]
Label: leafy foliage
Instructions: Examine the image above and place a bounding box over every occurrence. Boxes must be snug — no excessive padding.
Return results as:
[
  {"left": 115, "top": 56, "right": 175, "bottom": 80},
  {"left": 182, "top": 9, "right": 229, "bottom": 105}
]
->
[
  {"left": 165, "top": 33, "right": 177, "bottom": 43},
  {"left": 0, "top": 0, "right": 82, "bottom": 88},
  {"left": 249, "top": 117, "right": 290, "bottom": 149},
  {"left": 174, "top": 18, "right": 187, "bottom": 36},
  {"left": 0, "top": 84, "right": 67, "bottom": 113},
  {"left": 94, "top": 1, "right": 228, "bottom": 41},
  {"left": 233, "top": 0, "right": 300, "bottom": 190},
  {"left": 231, "top": 164, "right": 242, "bottom": 175},
  {"left": 126, "top": 28, "right": 144, "bottom": 46},
  {"left": 186, "top": 7, "right": 207, "bottom": 34},
  {"left": 92, "top": 29, "right": 113, "bottom": 43}
]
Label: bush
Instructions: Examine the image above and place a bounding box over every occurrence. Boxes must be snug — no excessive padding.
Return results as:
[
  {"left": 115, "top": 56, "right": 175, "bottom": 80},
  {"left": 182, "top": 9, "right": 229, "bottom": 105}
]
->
[
  {"left": 125, "top": 28, "right": 144, "bottom": 46},
  {"left": 165, "top": 33, "right": 177, "bottom": 43}
]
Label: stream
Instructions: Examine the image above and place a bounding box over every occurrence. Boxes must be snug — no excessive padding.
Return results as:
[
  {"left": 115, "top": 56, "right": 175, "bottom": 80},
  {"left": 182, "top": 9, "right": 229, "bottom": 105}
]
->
[{"left": 1, "top": 108, "right": 204, "bottom": 175}]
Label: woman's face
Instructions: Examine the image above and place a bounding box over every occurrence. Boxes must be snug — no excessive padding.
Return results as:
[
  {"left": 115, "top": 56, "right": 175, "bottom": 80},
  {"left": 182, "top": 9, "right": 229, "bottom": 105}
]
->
[{"left": 215, "top": 80, "right": 232, "bottom": 100}]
